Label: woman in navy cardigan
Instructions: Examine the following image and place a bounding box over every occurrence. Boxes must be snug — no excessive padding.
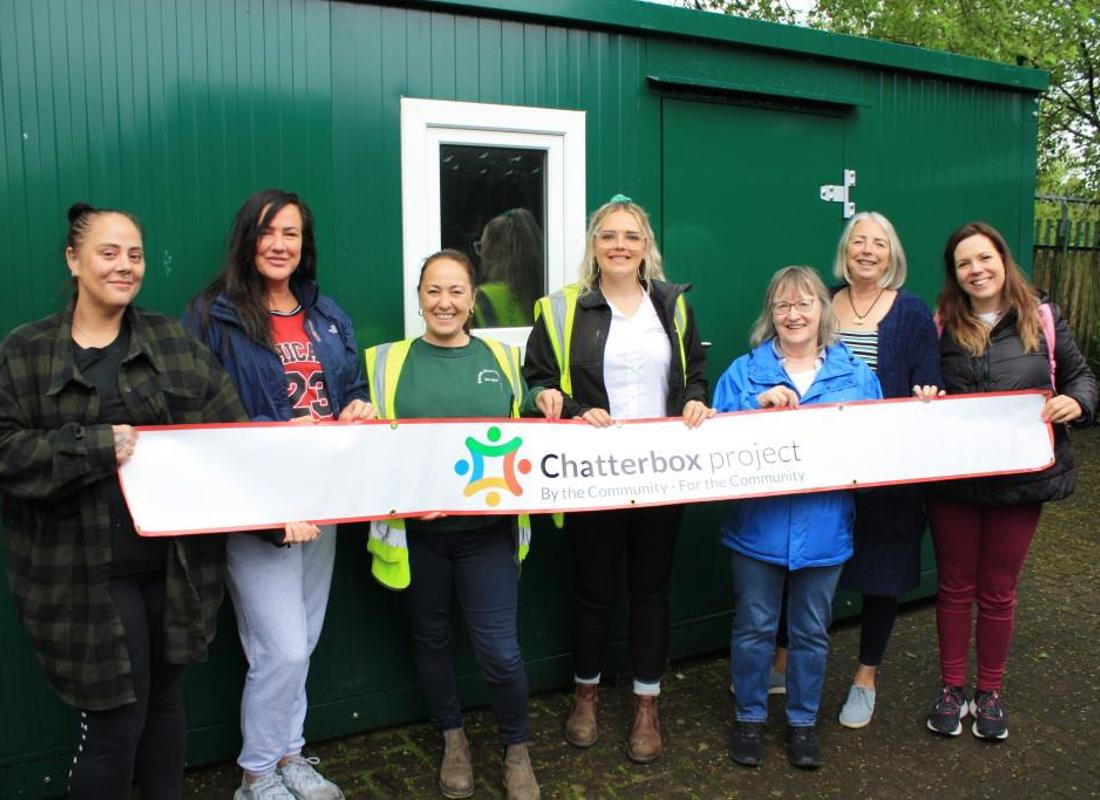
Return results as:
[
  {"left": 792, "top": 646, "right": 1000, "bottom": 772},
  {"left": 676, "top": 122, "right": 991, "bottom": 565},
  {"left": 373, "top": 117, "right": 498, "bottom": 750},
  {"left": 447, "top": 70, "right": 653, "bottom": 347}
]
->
[
  {"left": 829, "top": 212, "right": 941, "bottom": 727},
  {"left": 769, "top": 213, "right": 940, "bottom": 728}
]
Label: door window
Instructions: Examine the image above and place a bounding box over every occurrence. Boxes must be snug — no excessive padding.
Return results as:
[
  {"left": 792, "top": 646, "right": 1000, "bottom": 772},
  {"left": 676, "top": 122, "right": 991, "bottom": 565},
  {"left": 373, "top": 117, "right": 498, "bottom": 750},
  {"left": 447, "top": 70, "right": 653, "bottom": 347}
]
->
[{"left": 400, "top": 99, "right": 586, "bottom": 348}]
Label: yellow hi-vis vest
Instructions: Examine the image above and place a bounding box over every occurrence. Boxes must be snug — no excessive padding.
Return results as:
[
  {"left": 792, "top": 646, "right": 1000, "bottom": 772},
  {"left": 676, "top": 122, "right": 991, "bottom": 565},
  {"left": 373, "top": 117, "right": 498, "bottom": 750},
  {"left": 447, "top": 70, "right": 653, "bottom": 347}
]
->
[
  {"left": 532, "top": 282, "right": 690, "bottom": 396},
  {"left": 362, "top": 337, "right": 531, "bottom": 590}
]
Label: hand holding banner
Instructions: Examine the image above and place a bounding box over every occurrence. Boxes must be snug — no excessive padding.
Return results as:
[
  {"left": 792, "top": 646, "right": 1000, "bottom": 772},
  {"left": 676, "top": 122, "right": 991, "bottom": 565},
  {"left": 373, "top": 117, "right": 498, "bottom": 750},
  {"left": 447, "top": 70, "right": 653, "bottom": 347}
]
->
[{"left": 119, "top": 392, "right": 1054, "bottom": 536}]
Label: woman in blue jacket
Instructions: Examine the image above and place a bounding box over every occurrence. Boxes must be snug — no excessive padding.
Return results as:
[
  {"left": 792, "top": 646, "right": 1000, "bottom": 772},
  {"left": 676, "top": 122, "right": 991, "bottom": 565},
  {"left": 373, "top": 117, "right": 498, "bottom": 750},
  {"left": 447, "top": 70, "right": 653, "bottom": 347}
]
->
[
  {"left": 184, "top": 189, "right": 373, "bottom": 800},
  {"left": 713, "top": 266, "right": 881, "bottom": 770}
]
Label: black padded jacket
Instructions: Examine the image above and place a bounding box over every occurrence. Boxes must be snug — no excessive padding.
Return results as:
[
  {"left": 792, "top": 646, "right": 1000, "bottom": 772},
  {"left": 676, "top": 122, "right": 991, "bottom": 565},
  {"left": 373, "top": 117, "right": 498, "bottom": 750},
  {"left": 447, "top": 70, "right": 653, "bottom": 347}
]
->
[{"left": 931, "top": 303, "right": 1097, "bottom": 506}]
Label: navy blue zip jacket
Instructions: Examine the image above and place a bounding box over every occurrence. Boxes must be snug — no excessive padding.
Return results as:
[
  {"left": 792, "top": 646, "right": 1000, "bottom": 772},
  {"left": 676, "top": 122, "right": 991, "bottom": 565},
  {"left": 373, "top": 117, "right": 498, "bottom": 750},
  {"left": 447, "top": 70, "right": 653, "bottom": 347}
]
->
[{"left": 182, "top": 278, "right": 369, "bottom": 421}]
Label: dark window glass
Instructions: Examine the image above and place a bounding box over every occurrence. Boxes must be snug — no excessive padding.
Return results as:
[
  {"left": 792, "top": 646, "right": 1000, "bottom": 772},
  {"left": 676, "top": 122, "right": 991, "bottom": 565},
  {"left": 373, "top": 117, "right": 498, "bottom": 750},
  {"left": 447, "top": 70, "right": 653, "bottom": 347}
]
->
[{"left": 439, "top": 144, "right": 546, "bottom": 327}]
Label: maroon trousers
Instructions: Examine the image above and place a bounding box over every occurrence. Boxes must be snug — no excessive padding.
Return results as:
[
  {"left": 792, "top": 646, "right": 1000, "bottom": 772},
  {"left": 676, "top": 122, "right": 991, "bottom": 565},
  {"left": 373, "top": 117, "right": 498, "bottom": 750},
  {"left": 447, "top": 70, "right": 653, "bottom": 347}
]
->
[{"left": 927, "top": 500, "right": 1042, "bottom": 692}]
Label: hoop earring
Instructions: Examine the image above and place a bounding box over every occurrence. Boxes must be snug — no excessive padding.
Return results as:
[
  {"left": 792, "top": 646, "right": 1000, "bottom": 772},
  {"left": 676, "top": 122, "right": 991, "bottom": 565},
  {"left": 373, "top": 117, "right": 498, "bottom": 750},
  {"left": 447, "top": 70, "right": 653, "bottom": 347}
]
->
[{"left": 417, "top": 308, "right": 423, "bottom": 317}]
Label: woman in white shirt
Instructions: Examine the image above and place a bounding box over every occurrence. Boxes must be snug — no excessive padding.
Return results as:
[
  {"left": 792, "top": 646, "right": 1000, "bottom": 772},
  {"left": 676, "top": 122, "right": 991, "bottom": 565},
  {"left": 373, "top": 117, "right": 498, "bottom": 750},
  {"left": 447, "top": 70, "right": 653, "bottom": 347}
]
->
[{"left": 523, "top": 195, "right": 710, "bottom": 764}]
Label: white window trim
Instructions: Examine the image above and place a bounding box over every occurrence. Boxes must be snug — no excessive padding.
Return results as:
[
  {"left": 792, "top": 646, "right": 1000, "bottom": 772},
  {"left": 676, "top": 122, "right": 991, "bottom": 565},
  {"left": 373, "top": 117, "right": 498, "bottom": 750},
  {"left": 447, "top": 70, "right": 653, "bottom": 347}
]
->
[{"left": 400, "top": 98, "right": 587, "bottom": 348}]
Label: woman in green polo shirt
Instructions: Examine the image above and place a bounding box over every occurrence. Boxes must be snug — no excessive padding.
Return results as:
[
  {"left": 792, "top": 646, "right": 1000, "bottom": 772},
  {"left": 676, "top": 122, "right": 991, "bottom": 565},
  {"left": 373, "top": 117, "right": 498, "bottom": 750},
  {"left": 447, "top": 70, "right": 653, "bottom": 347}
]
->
[{"left": 364, "top": 249, "right": 539, "bottom": 800}]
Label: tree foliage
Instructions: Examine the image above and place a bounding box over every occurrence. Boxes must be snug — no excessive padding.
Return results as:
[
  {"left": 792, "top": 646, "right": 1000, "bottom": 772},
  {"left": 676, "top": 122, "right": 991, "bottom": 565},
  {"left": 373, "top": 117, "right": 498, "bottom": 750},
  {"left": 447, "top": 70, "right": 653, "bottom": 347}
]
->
[{"left": 681, "top": 0, "right": 1100, "bottom": 198}]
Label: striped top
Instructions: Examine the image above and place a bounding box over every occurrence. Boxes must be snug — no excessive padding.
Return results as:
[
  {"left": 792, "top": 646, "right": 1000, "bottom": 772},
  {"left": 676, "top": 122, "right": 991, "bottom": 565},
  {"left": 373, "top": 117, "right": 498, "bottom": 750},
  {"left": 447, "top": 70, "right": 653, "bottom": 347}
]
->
[{"left": 838, "top": 328, "right": 879, "bottom": 372}]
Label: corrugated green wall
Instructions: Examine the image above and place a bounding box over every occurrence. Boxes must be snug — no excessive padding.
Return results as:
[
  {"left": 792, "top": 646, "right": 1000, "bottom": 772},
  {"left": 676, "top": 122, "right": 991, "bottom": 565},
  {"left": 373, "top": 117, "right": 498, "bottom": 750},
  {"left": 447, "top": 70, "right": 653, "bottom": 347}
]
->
[{"left": 0, "top": 1, "right": 1041, "bottom": 795}]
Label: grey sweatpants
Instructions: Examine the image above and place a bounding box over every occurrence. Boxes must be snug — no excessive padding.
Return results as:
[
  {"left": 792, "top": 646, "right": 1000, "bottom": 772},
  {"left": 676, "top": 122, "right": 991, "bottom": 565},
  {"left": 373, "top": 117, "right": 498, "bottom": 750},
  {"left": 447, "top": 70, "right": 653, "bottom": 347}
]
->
[{"left": 226, "top": 525, "right": 337, "bottom": 774}]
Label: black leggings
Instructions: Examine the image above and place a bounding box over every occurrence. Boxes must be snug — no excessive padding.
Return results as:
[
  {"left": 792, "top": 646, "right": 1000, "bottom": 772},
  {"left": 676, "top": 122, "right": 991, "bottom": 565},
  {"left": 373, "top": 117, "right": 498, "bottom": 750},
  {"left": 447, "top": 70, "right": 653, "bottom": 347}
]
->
[
  {"left": 776, "top": 590, "right": 898, "bottom": 667},
  {"left": 69, "top": 572, "right": 187, "bottom": 800},
  {"left": 567, "top": 504, "right": 685, "bottom": 683}
]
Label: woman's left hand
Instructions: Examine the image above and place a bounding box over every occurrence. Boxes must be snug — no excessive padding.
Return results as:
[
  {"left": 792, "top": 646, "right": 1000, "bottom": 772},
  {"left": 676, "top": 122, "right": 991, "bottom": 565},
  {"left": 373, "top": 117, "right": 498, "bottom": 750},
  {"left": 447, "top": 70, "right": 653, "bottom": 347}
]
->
[
  {"left": 536, "top": 389, "right": 565, "bottom": 420},
  {"left": 682, "top": 400, "right": 715, "bottom": 428},
  {"left": 339, "top": 399, "right": 377, "bottom": 421},
  {"left": 282, "top": 520, "right": 321, "bottom": 543},
  {"left": 912, "top": 384, "right": 945, "bottom": 401},
  {"left": 1041, "top": 394, "right": 1083, "bottom": 424}
]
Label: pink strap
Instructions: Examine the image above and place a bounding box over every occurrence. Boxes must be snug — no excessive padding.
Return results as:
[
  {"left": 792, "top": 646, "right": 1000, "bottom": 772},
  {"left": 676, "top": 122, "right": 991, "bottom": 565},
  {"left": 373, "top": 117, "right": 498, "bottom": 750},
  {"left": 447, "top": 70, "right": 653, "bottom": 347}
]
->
[
  {"left": 1038, "top": 303, "right": 1056, "bottom": 389},
  {"left": 933, "top": 305, "right": 1056, "bottom": 388}
]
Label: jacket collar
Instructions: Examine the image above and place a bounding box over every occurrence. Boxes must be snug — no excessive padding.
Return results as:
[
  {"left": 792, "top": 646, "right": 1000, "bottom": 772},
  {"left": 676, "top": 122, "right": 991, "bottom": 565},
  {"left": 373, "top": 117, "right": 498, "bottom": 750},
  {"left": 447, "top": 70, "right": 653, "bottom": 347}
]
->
[
  {"left": 576, "top": 278, "right": 692, "bottom": 310},
  {"left": 47, "top": 300, "right": 164, "bottom": 396},
  {"left": 748, "top": 338, "right": 859, "bottom": 389},
  {"left": 209, "top": 276, "right": 321, "bottom": 325}
]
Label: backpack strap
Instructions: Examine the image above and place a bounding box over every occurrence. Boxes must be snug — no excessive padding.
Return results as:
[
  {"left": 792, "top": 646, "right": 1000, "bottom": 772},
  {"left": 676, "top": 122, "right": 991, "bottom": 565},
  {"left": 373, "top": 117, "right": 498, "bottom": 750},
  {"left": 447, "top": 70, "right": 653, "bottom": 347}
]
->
[{"left": 1038, "top": 303, "right": 1056, "bottom": 389}]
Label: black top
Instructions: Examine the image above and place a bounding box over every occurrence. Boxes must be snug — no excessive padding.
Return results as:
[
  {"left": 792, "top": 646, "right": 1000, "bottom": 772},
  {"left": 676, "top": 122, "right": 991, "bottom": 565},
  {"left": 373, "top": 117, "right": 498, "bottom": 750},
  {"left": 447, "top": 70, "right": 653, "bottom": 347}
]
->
[{"left": 73, "top": 322, "right": 168, "bottom": 575}]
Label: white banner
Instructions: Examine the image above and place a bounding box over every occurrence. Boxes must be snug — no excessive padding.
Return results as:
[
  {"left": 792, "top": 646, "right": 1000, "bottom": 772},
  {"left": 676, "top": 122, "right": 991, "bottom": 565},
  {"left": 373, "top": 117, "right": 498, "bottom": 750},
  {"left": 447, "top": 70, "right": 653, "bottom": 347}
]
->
[{"left": 119, "top": 392, "right": 1054, "bottom": 536}]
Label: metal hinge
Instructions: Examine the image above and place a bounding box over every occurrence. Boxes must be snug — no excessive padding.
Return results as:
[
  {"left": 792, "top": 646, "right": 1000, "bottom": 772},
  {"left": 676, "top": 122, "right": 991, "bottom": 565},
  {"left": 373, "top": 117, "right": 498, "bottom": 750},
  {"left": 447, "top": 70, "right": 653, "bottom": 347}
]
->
[{"left": 820, "top": 170, "right": 856, "bottom": 219}]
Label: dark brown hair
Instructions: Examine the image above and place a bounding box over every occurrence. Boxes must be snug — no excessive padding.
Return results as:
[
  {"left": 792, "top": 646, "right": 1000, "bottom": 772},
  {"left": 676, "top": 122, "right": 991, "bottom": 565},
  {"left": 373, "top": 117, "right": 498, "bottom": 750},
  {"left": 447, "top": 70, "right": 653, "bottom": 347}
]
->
[
  {"left": 478, "top": 208, "right": 543, "bottom": 315},
  {"left": 191, "top": 189, "right": 317, "bottom": 349},
  {"left": 66, "top": 202, "right": 141, "bottom": 252}
]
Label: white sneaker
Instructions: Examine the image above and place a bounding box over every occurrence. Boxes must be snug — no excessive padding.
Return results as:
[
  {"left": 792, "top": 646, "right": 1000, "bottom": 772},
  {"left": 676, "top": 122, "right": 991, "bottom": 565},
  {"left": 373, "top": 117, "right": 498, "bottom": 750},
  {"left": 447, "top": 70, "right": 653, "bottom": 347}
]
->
[
  {"left": 234, "top": 772, "right": 295, "bottom": 800},
  {"left": 279, "top": 755, "right": 345, "bottom": 800}
]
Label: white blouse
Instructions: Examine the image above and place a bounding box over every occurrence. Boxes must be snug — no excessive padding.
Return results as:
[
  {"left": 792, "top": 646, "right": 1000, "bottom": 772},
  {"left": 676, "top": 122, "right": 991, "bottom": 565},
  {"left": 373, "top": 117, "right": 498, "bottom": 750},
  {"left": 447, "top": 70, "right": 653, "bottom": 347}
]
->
[{"left": 603, "top": 292, "right": 672, "bottom": 419}]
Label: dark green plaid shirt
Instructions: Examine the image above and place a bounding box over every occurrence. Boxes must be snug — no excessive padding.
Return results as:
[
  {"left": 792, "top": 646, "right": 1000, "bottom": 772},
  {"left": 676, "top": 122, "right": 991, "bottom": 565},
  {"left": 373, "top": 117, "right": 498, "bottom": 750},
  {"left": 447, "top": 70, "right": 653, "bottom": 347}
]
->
[{"left": 0, "top": 303, "right": 246, "bottom": 710}]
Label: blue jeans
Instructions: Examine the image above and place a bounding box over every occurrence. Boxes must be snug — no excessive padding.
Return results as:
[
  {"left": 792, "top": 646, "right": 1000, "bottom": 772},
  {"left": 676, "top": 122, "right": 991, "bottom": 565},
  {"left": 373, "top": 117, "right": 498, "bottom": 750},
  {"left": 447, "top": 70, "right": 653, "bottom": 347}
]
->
[
  {"left": 403, "top": 519, "right": 530, "bottom": 744},
  {"left": 729, "top": 551, "right": 843, "bottom": 726}
]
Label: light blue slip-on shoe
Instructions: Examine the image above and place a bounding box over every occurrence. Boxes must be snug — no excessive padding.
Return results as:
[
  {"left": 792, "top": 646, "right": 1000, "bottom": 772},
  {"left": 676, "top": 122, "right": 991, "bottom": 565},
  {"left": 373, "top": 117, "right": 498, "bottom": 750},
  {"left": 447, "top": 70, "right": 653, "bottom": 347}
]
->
[
  {"left": 767, "top": 669, "right": 787, "bottom": 696},
  {"left": 838, "top": 684, "right": 876, "bottom": 728}
]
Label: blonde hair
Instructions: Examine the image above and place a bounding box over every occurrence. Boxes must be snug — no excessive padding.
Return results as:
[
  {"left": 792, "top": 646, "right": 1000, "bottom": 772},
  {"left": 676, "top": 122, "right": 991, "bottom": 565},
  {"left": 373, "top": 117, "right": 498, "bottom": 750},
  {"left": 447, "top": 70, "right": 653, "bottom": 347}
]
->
[
  {"left": 832, "top": 211, "right": 908, "bottom": 290},
  {"left": 750, "top": 266, "right": 838, "bottom": 348},
  {"left": 577, "top": 199, "right": 665, "bottom": 292}
]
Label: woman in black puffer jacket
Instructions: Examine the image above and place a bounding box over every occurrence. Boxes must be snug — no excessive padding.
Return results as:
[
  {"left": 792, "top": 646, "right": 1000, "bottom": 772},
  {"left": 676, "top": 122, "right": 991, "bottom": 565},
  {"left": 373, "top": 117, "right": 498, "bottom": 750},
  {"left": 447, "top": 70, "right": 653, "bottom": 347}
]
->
[{"left": 925, "top": 221, "right": 1097, "bottom": 743}]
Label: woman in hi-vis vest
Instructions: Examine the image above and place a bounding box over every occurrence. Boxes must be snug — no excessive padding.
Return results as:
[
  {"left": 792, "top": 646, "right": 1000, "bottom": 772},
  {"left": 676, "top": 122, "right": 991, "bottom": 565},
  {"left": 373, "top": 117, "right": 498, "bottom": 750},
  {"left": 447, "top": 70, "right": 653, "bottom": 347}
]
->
[
  {"left": 364, "top": 250, "right": 540, "bottom": 800},
  {"left": 523, "top": 195, "right": 711, "bottom": 764}
]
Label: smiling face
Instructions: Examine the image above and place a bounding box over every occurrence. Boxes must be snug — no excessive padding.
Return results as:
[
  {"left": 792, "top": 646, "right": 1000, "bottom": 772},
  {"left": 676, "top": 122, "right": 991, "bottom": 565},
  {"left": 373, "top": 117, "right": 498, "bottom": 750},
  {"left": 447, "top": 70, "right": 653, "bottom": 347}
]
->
[
  {"left": 594, "top": 208, "right": 646, "bottom": 282},
  {"left": 771, "top": 282, "right": 822, "bottom": 353},
  {"left": 65, "top": 212, "right": 145, "bottom": 314},
  {"left": 953, "top": 233, "right": 1006, "bottom": 314},
  {"left": 845, "top": 217, "right": 891, "bottom": 287},
  {"left": 418, "top": 256, "right": 475, "bottom": 346},
  {"left": 253, "top": 202, "right": 303, "bottom": 290}
]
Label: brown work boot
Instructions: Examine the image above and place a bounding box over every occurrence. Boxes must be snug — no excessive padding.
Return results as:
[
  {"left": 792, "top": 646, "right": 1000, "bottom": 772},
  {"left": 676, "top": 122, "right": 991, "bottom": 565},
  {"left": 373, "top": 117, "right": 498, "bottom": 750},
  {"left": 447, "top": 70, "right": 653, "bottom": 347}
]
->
[
  {"left": 627, "top": 694, "right": 662, "bottom": 763},
  {"left": 438, "top": 728, "right": 473, "bottom": 799},
  {"left": 502, "top": 743, "right": 540, "bottom": 800},
  {"left": 563, "top": 683, "right": 599, "bottom": 747}
]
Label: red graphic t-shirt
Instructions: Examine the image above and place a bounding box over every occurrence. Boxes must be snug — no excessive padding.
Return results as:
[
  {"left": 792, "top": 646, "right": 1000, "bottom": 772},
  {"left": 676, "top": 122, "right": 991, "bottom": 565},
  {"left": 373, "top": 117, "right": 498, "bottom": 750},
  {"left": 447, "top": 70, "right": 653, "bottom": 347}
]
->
[{"left": 270, "top": 309, "right": 334, "bottom": 420}]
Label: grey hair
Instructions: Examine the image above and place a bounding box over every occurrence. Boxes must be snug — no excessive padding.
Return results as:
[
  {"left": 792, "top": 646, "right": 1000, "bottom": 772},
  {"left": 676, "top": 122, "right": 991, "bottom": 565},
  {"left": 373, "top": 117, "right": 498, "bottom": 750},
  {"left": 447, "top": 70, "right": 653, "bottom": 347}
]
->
[
  {"left": 749, "top": 266, "right": 838, "bottom": 348},
  {"left": 577, "top": 199, "right": 665, "bottom": 293},
  {"left": 832, "top": 211, "right": 907, "bottom": 290}
]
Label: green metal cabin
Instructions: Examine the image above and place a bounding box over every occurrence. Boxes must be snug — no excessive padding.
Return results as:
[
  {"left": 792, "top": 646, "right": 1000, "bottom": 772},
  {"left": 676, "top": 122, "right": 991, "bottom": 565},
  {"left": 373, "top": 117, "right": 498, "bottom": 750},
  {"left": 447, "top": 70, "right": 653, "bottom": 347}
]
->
[{"left": 0, "top": 0, "right": 1045, "bottom": 795}]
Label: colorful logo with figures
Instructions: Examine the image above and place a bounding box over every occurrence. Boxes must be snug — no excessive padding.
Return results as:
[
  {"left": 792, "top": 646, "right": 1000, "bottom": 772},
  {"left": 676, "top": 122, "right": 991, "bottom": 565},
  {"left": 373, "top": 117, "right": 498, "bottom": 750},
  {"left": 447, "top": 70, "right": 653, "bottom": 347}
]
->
[{"left": 454, "top": 425, "right": 531, "bottom": 507}]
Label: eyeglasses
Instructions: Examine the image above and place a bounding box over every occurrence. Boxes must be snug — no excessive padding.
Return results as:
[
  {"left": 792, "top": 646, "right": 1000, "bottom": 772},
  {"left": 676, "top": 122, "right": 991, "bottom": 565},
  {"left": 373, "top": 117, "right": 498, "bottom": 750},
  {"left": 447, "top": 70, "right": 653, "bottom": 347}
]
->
[
  {"left": 596, "top": 230, "right": 645, "bottom": 249},
  {"left": 771, "top": 298, "right": 816, "bottom": 316}
]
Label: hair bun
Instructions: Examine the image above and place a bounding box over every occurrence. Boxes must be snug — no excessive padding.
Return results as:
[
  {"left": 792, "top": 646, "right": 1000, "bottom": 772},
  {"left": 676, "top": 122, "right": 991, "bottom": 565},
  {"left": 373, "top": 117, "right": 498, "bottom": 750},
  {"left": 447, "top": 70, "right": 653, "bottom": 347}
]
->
[{"left": 67, "top": 202, "right": 95, "bottom": 225}]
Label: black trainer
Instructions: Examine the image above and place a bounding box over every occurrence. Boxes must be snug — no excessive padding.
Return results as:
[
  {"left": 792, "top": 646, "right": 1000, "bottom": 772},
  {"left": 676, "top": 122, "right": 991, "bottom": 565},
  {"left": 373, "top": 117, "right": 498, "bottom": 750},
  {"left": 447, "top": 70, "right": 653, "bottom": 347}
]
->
[
  {"left": 729, "top": 721, "right": 765, "bottom": 767},
  {"left": 926, "top": 685, "right": 968, "bottom": 736},
  {"left": 971, "top": 690, "right": 1009, "bottom": 741},
  {"left": 785, "top": 725, "right": 822, "bottom": 769}
]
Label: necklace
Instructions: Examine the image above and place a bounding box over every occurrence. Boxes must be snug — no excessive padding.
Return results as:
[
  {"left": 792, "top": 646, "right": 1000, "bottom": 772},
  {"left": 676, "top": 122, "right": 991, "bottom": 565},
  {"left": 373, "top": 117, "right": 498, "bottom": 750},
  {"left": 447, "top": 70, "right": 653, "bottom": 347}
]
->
[
  {"left": 71, "top": 318, "right": 120, "bottom": 348},
  {"left": 847, "top": 286, "right": 886, "bottom": 326}
]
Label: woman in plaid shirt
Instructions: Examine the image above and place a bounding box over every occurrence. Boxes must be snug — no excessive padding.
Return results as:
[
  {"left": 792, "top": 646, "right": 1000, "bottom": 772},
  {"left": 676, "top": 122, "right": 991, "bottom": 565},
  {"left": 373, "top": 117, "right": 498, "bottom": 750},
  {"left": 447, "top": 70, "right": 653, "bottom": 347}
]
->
[{"left": 0, "top": 204, "right": 246, "bottom": 798}]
